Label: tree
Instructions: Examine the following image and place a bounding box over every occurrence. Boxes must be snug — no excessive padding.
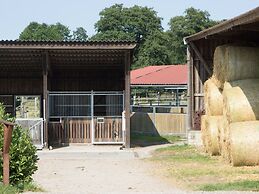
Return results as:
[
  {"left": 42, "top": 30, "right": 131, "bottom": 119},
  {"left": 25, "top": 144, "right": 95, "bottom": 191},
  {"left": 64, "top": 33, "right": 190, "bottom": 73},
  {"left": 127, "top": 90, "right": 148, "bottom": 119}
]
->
[
  {"left": 134, "top": 30, "right": 171, "bottom": 68},
  {"left": 73, "top": 27, "right": 88, "bottom": 41},
  {"left": 92, "top": 4, "right": 163, "bottom": 43},
  {"left": 91, "top": 4, "right": 164, "bottom": 68},
  {"left": 19, "top": 22, "right": 88, "bottom": 41},
  {"left": 168, "top": 7, "right": 218, "bottom": 64}
]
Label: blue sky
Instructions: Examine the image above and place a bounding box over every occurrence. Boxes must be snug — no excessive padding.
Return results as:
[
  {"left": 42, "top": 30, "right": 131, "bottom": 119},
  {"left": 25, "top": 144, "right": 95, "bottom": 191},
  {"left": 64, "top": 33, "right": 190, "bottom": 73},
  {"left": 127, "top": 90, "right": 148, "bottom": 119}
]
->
[{"left": 0, "top": 0, "right": 258, "bottom": 40}]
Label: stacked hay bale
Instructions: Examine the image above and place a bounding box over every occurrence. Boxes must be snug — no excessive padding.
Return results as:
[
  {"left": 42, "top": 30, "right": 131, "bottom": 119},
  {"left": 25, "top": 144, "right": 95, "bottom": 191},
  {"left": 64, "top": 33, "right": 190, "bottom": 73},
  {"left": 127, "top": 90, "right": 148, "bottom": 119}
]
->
[{"left": 202, "top": 45, "right": 259, "bottom": 166}]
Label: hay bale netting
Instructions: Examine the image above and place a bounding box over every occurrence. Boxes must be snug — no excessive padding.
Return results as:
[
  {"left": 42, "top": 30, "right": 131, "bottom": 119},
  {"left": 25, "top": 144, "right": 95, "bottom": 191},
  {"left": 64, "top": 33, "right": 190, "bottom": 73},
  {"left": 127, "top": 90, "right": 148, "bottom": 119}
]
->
[
  {"left": 206, "top": 116, "right": 221, "bottom": 156},
  {"left": 213, "top": 45, "right": 259, "bottom": 87},
  {"left": 229, "top": 121, "right": 259, "bottom": 166},
  {"left": 204, "top": 78, "right": 223, "bottom": 116},
  {"left": 223, "top": 84, "right": 259, "bottom": 123},
  {"left": 201, "top": 115, "right": 208, "bottom": 152}
]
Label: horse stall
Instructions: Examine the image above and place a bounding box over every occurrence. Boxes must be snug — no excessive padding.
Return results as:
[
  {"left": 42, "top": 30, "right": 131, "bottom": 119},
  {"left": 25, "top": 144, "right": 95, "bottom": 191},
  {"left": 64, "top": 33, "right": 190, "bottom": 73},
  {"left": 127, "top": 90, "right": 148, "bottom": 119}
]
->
[{"left": 0, "top": 40, "right": 135, "bottom": 148}]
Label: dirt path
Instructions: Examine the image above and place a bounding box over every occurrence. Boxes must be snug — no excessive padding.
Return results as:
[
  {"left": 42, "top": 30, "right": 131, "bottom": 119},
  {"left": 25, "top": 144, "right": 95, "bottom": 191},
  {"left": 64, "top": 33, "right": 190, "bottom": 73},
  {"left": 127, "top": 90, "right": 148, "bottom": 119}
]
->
[{"left": 25, "top": 145, "right": 258, "bottom": 194}]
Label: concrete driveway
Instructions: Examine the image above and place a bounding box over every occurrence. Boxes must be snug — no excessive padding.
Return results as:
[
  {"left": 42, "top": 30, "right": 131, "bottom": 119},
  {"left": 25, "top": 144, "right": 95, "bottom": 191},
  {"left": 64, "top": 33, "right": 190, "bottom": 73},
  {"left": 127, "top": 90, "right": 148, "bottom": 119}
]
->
[{"left": 25, "top": 145, "right": 258, "bottom": 194}]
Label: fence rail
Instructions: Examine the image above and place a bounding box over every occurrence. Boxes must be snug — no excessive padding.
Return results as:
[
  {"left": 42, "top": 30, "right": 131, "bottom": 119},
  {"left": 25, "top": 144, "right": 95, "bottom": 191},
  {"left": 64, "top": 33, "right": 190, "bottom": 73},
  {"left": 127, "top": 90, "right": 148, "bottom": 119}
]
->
[{"left": 131, "top": 106, "right": 187, "bottom": 136}]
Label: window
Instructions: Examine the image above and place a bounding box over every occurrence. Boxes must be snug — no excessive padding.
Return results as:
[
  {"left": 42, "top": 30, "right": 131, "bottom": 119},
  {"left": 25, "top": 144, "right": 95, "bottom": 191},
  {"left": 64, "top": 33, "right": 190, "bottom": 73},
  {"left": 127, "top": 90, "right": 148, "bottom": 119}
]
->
[{"left": 15, "top": 96, "right": 41, "bottom": 118}]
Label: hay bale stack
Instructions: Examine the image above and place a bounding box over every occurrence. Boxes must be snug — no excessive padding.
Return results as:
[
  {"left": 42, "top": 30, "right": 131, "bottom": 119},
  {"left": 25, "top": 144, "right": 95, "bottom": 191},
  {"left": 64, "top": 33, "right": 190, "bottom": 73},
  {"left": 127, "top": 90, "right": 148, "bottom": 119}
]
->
[
  {"left": 201, "top": 115, "right": 208, "bottom": 152},
  {"left": 223, "top": 85, "right": 259, "bottom": 123},
  {"left": 229, "top": 121, "right": 259, "bottom": 166},
  {"left": 206, "top": 116, "right": 221, "bottom": 156},
  {"left": 204, "top": 78, "right": 223, "bottom": 116},
  {"left": 213, "top": 45, "right": 259, "bottom": 87}
]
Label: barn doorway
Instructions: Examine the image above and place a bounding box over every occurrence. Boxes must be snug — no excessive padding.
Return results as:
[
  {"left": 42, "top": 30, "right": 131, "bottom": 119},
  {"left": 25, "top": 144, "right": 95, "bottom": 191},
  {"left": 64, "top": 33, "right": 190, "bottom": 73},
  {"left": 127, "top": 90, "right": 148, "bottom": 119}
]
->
[{"left": 48, "top": 91, "right": 125, "bottom": 146}]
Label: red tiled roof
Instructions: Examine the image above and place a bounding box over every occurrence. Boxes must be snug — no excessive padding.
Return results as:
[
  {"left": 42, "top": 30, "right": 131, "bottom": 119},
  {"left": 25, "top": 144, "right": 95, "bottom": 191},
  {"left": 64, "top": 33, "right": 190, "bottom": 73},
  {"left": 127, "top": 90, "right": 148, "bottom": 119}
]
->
[{"left": 131, "top": 65, "right": 187, "bottom": 85}]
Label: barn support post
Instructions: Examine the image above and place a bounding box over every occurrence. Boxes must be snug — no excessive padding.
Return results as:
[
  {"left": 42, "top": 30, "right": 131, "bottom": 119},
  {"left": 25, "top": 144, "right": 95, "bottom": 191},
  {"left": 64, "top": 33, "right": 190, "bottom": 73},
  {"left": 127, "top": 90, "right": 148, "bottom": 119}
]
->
[
  {"left": 187, "top": 46, "right": 193, "bottom": 131},
  {"left": 1, "top": 120, "right": 15, "bottom": 185},
  {"left": 42, "top": 52, "right": 49, "bottom": 147},
  {"left": 124, "top": 51, "right": 131, "bottom": 148}
]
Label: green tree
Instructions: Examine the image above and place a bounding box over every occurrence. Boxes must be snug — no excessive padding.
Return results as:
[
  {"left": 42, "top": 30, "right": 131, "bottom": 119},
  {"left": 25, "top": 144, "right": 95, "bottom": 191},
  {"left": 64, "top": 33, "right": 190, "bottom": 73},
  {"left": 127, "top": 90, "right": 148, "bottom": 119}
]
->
[
  {"left": 72, "top": 27, "right": 88, "bottom": 41},
  {"left": 92, "top": 4, "right": 162, "bottom": 43},
  {"left": 19, "top": 22, "right": 88, "bottom": 41},
  {"left": 168, "top": 7, "right": 218, "bottom": 64},
  {"left": 91, "top": 4, "right": 164, "bottom": 68},
  {"left": 134, "top": 30, "right": 171, "bottom": 68},
  {"left": 19, "top": 22, "right": 71, "bottom": 41}
]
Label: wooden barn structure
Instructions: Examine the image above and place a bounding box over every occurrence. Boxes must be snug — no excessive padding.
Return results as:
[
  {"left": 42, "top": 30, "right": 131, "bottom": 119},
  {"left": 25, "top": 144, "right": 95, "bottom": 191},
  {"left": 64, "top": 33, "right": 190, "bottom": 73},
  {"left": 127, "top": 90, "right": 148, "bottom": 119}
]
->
[
  {"left": 0, "top": 40, "right": 135, "bottom": 148},
  {"left": 185, "top": 7, "right": 259, "bottom": 131}
]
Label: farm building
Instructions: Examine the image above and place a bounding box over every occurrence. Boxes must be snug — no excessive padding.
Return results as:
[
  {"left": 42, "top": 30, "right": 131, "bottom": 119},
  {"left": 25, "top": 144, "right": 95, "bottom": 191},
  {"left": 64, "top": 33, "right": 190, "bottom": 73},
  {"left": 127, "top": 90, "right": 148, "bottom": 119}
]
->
[
  {"left": 185, "top": 6, "right": 259, "bottom": 132},
  {"left": 0, "top": 40, "right": 136, "bottom": 148},
  {"left": 131, "top": 65, "right": 188, "bottom": 107}
]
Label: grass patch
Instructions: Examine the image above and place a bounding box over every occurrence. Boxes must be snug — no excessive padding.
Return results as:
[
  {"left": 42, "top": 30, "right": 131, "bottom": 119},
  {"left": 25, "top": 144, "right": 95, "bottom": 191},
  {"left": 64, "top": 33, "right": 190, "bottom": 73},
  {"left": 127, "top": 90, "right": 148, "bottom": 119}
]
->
[
  {"left": 131, "top": 133, "right": 182, "bottom": 147},
  {"left": 199, "top": 180, "right": 259, "bottom": 191},
  {"left": 153, "top": 145, "right": 214, "bottom": 163},
  {"left": 150, "top": 145, "right": 259, "bottom": 191},
  {"left": 0, "top": 182, "right": 44, "bottom": 193},
  {"left": 0, "top": 184, "right": 18, "bottom": 194}
]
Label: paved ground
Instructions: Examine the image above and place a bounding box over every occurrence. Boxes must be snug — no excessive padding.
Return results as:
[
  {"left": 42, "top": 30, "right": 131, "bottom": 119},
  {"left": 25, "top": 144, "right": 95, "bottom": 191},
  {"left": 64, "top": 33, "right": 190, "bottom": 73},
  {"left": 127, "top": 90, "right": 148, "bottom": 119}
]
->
[{"left": 25, "top": 145, "right": 258, "bottom": 194}]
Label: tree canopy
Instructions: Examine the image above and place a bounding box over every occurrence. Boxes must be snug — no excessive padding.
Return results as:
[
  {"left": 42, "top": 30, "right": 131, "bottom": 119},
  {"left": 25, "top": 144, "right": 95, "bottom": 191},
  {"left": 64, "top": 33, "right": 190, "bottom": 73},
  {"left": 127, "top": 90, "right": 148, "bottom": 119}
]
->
[
  {"left": 17, "top": 6, "right": 218, "bottom": 69},
  {"left": 167, "top": 7, "right": 218, "bottom": 64},
  {"left": 19, "top": 22, "right": 88, "bottom": 41},
  {"left": 92, "top": 4, "right": 162, "bottom": 43}
]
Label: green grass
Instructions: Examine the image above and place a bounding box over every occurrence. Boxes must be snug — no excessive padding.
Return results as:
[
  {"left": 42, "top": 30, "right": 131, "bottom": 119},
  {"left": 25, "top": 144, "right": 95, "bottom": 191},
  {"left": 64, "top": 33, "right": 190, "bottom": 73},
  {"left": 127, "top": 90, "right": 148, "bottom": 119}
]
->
[
  {"left": 0, "top": 182, "right": 44, "bottom": 193},
  {"left": 199, "top": 180, "right": 259, "bottom": 191},
  {"left": 154, "top": 145, "right": 214, "bottom": 163},
  {"left": 131, "top": 133, "right": 182, "bottom": 146},
  {"left": 0, "top": 184, "right": 18, "bottom": 194},
  {"left": 150, "top": 144, "right": 259, "bottom": 191}
]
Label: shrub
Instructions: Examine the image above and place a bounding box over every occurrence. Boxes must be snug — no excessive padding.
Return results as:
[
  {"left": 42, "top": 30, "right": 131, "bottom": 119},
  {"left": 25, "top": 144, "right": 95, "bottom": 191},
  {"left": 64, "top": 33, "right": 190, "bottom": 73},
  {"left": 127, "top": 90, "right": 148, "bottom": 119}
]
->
[{"left": 0, "top": 104, "right": 38, "bottom": 185}]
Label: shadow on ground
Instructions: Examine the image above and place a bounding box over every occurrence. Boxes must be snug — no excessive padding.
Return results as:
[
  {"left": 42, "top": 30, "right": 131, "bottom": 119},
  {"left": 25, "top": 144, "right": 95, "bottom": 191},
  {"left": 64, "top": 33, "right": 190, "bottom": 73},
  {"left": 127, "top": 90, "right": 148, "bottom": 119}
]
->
[{"left": 130, "top": 133, "right": 172, "bottom": 147}]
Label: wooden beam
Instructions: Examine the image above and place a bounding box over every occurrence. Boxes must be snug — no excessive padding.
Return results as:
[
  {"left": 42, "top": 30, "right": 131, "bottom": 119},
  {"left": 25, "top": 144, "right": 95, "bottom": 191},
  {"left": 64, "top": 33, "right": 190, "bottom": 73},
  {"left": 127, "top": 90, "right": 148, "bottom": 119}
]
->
[
  {"left": 188, "top": 41, "right": 212, "bottom": 75},
  {"left": 124, "top": 51, "right": 131, "bottom": 148},
  {"left": 42, "top": 52, "right": 49, "bottom": 147}
]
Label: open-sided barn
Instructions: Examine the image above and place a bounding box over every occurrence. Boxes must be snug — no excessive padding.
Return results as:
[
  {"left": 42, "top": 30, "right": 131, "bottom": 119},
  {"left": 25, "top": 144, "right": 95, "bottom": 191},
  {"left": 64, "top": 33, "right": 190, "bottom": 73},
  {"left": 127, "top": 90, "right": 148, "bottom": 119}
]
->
[
  {"left": 185, "top": 7, "right": 259, "bottom": 132},
  {"left": 0, "top": 40, "right": 135, "bottom": 148}
]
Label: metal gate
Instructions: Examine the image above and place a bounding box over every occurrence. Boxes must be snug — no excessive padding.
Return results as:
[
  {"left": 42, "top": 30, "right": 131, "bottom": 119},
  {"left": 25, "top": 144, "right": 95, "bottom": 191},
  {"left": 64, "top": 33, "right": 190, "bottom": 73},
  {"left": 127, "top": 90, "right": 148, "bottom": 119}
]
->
[
  {"left": 48, "top": 91, "right": 125, "bottom": 144},
  {"left": 16, "top": 118, "right": 44, "bottom": 149}
]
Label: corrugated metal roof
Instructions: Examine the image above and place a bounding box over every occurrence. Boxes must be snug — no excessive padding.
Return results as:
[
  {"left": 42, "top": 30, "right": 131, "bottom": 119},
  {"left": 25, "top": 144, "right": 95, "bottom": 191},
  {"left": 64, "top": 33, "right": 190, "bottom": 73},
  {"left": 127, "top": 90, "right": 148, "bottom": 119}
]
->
[
  {"left": 185, "top": 6, "right": 259, "bottom": 42},
  {"left": 131, "top": 65, "right": 187, "bottom": 85},
  {"left": 0, "top": 40, "right": 136, "bottom": 50}
]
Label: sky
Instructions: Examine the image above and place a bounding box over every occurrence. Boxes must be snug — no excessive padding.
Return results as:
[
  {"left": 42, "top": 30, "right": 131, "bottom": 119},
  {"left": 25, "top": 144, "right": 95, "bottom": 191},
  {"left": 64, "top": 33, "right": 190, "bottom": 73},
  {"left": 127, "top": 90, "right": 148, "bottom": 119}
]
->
[{"left": 0, "top": 0, "right": 259, "bottom": 40}]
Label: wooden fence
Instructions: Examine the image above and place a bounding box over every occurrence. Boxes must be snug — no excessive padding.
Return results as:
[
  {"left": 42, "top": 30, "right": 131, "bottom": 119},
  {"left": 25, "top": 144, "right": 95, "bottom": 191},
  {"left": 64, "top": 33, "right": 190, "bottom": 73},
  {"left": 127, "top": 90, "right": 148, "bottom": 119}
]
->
[
  {"left": 48, "top": 117, "right": 123, "bottom": 146},
  {"left": 130, "top": 107, "right": 187, "bottom": 136}
]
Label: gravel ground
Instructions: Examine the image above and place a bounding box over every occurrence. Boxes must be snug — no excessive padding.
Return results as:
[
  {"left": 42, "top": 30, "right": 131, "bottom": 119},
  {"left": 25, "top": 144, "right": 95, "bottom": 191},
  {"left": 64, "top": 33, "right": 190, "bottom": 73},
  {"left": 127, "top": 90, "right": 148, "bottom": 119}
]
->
[{"left": 24, "top": 145, "right": 258, "bottom": 194}]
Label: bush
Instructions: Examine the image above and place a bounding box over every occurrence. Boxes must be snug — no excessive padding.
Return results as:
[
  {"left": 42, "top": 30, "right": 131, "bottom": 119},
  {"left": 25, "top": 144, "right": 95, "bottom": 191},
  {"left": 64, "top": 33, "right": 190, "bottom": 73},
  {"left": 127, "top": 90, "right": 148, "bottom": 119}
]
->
[{"left": 0, "top": 104, "right": 38, "bottom": 185}]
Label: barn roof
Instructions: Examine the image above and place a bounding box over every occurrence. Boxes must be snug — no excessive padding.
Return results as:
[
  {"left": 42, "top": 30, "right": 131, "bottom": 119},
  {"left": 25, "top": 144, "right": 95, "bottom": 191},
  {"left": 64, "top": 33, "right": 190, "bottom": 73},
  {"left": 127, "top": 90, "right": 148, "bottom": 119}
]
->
[
  {"left": 185, "top": 6, "right": 259, "bottom": 42},
  {"left": 0, "top": 40, "right": 136, "bottom": 50},
  {"left": 131, "top": 65, "right": 187, "bottom": 86}
]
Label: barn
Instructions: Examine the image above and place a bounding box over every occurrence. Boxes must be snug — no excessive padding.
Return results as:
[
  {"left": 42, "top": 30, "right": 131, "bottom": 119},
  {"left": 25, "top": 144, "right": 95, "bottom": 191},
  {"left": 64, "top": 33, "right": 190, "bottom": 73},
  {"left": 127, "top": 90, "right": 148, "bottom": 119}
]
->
[
  {"left": 0, "top": 40, "right": 136, "bottom": 148},
  {"left": 185, "top": 7, "right": 259, "bottom": 133}
]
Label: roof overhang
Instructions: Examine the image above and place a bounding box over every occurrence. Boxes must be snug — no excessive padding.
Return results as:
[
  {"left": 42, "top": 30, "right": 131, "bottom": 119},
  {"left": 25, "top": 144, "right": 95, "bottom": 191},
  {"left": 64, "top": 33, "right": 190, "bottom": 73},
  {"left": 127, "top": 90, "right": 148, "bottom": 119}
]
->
[
  {"left": 0, "top": 40, "right": 136, "bottom": 50},
  {"left": 184, "top": 6, "right": 259, "bottom": 43}
]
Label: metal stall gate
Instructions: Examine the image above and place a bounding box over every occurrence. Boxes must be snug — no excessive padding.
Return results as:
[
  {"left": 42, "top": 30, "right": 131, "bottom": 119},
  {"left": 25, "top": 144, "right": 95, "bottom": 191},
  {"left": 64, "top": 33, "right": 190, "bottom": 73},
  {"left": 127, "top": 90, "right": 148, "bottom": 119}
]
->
[{"left": 48, "top": 91, "right": 125, "bottom": 145}]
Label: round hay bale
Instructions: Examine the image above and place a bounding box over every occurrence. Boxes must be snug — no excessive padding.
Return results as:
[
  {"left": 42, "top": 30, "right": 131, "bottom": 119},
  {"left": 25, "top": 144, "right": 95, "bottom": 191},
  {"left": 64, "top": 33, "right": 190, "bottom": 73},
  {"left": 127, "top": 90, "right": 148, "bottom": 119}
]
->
[
  {"left": 229, "top": 121, "right": 259, "bottom": 166},
  {"left": 224, "top": 79, "right": 259, "bottom": 90},
  {"left": 223, "top": 85, "right": 259, "bottom": 123},
  {"left": 221, "top": 117, "right": 231, "bottom": 163},
  {"left": 213, "top": 45, "right": 259, "bottom": 86},
  {"left": 204, "top": 78, "right": 223, "bottom": 116},
  {"left": 217, "top": 116, "right": 224, "bottom": 154},
  {"left": 201, "top": 115, "right": 208, "bottom": 152},
  {"left": 206, "top": 116, "right": 220, "bottom": 156}
]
